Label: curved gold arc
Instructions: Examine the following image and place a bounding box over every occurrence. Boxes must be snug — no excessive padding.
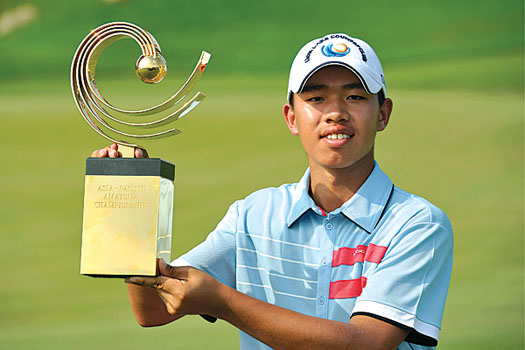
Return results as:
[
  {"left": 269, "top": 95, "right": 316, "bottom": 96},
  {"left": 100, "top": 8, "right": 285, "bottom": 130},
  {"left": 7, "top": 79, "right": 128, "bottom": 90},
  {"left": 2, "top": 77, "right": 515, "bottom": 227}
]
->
[
  {"left": 93, "top": 51, "right": 210, "bottom": 116},
  {"left": 70, "top": 21, "right": 210, "bottom": 148}
]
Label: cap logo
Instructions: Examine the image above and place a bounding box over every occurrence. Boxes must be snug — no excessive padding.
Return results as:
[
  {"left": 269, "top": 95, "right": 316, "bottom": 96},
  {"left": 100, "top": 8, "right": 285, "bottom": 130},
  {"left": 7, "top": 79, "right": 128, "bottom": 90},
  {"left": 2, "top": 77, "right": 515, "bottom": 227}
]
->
[{"left": 321, "top": 43, "right": 350, "bottom": 57}]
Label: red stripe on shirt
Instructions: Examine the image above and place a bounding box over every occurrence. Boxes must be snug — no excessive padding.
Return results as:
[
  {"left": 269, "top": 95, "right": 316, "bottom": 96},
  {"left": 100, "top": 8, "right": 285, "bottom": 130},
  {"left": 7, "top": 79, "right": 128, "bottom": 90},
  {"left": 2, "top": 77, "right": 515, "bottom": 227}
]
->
[
  {"left": 329, "top": 276, "right": 368, "bottom": 299},
  {"left": 332, "top": 244, "right": 387, "bottom": 267},
  {"left": 332, "top": 245, "right": 367, "bottom": 266},
  {"left": 365, "top": 243, "right": 387, "bottom": 264}
]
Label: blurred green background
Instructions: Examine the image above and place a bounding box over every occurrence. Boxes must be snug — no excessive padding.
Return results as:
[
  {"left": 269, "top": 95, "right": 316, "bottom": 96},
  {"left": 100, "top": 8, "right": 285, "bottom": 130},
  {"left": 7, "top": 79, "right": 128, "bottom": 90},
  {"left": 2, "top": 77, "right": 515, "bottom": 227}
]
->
[{"left": 0, "top": 0, "right": 523, "bottom": 349}]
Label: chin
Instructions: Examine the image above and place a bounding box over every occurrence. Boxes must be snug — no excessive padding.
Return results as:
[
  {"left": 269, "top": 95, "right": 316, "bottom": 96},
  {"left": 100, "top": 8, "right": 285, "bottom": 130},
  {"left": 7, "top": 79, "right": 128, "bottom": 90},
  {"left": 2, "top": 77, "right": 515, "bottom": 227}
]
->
[
  {"left": 319, "top": 154, "right": 374, "bottom": 171},
  {"left": 318, "top": 160, "right": 358, "bottom": 170}
]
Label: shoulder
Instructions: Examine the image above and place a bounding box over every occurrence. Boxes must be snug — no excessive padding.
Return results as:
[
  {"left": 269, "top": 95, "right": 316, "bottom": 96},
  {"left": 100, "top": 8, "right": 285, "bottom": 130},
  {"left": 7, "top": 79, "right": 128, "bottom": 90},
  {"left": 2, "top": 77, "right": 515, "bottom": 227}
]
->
[
  {"left": 239, "top": 182, "right": 298, "bottom": 209},
  {"left": 205, "top": 183, "right": 297, "bottom": 236},
  {"left": 375, "top": 186, "right": 453, "bottom": 249},
  {"left": 225, "top": 182, "right": 301, "bottom": 229},
  {"left": 388, "top": 186, "right": 452, "bottom": 229}
]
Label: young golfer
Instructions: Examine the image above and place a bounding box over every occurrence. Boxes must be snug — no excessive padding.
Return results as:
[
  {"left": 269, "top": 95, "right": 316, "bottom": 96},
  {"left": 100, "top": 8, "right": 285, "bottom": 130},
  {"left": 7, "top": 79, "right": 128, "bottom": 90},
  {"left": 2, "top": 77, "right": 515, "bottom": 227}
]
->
[{"left": 96, "top": 33, "right": 453, "bottom": 350}]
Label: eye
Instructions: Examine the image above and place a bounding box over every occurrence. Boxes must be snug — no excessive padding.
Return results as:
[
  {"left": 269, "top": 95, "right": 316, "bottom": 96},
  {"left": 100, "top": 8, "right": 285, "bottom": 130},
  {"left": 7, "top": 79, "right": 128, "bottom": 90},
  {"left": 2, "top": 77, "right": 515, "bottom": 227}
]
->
[
  {"left": 306, "top": 96, "right": 324, "bottom": 103},
  {"left": 347, "top": 95, "right": 366, "bottom": 101}
]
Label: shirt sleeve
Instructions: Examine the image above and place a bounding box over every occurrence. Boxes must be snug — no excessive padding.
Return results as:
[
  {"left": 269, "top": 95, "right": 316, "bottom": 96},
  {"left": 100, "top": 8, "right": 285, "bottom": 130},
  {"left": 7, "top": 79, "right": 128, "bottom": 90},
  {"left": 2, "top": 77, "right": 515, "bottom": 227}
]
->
[
  {"left": 352, "top": 215, "right": 454, "bottom": 346},
  {"left": 171, "top": 200, "right": 241, "bottom": 289}
]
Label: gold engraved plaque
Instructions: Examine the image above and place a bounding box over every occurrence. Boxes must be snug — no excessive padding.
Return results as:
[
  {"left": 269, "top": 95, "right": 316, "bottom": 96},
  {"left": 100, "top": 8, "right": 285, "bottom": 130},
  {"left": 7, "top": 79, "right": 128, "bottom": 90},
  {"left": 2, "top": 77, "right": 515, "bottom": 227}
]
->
[
  {"left": 80, "top": 158, "right": 175, "bottom": 276},
  {"left": 81, "top": 175, "right": 173, "bottom": 276},
  {"left": 71, "top": 22, "right": 210, "bottom": 277}
]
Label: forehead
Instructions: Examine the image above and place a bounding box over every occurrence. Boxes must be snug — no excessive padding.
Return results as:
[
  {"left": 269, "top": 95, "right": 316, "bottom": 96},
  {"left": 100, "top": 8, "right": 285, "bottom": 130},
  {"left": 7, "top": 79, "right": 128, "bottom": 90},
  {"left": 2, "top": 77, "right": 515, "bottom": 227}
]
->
[{"left": 303, "top": 65, "right": 363, "bottom": 89}]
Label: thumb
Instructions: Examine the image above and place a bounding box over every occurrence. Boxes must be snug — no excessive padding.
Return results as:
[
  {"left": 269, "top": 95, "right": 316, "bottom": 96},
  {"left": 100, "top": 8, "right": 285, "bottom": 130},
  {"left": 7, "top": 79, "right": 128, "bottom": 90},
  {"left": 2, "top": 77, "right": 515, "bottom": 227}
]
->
[
  {"left": 125, "top": 275, "right": 169, "bottom": 290},
  {"left": 135, "top": 147, "right": 149, "bottom": 158}
]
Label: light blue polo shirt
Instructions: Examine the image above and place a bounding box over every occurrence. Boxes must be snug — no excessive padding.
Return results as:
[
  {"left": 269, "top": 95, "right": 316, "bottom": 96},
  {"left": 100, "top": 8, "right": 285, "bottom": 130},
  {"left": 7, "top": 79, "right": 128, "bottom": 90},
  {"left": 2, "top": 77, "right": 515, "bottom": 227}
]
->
[{"left": 173, "top": 162, "right": 453, "bottom": 350}]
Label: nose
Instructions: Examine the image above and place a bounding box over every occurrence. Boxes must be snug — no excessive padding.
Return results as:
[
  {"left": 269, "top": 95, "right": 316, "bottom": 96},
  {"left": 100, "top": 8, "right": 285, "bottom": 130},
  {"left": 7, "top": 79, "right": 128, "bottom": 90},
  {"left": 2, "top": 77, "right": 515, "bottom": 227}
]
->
[{"left": 322, "top": 100, "right": 349, "bottom": 124}]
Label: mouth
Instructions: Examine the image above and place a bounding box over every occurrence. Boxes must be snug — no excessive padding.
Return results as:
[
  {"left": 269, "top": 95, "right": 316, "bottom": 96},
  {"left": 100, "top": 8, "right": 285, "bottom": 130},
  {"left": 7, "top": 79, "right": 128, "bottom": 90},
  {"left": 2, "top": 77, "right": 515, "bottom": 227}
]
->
[
  {"left": 320, "top": 132, "right": 354, "bottom": 147},
  {"left": 323, "top": 133, "right": 353, "bottom": 140},
  {"left": 321, "top": 133, "right": 354, "bottom": 140}
]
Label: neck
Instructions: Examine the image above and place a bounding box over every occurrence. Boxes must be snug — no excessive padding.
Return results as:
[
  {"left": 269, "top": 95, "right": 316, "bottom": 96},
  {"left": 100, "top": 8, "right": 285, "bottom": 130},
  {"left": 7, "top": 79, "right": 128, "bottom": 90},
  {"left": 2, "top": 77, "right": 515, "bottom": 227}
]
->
[{"left": 309, "top": 157, "right": 375, "bottom": 213}]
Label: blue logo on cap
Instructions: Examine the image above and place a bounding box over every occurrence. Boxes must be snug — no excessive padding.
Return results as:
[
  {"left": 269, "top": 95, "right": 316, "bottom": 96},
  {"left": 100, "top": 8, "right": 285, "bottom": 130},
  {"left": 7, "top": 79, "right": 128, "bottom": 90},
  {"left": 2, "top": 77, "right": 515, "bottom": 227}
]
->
[{"left": 321, "top": 43, "right": 350, "bottom": 57}]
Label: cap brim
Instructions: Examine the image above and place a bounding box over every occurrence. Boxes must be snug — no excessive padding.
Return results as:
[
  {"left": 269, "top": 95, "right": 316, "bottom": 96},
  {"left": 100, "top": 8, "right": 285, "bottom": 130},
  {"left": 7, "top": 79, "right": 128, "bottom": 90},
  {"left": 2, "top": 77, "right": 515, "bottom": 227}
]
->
[{"left": 293, "top": 62, "right": 382, "bottom": 96}]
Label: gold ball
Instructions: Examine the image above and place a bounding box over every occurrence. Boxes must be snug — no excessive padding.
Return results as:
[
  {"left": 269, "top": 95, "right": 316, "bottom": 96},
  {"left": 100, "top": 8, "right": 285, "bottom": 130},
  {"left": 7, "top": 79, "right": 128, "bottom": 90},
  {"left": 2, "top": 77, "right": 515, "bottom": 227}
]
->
[{"left": 135, "top": 55, "right": 167, "bottom": 84}]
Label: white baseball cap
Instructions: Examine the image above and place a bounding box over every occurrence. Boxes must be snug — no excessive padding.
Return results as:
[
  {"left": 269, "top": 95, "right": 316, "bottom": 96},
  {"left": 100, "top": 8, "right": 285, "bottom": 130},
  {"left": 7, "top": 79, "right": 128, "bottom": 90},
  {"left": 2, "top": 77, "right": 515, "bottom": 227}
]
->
[{"left": 287, "top": 33, "right": 386, "bottom": 102}]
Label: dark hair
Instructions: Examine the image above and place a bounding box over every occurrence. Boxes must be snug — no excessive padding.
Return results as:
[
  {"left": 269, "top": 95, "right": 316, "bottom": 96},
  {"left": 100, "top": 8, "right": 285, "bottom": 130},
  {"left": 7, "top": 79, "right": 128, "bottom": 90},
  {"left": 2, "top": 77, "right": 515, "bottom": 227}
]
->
[
  {"left": 377, "top": 90, "right": 385, "bottom": 107},
  {"left": 288, "top": 92, "right": 295, "bottom": 109},
  {"left": 289, "top": 90, "right": 386, "bottom": 110}
]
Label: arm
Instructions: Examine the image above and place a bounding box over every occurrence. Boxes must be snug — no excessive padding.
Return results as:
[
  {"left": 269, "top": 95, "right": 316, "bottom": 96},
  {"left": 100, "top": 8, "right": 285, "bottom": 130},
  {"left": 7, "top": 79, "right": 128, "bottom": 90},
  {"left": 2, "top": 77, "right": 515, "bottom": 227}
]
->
[
  {"left": 127, "top": 260, "right": 409, "bottom": 350},
  {"left": 219, "top": 282, "right": 408, "bottom": 350}
]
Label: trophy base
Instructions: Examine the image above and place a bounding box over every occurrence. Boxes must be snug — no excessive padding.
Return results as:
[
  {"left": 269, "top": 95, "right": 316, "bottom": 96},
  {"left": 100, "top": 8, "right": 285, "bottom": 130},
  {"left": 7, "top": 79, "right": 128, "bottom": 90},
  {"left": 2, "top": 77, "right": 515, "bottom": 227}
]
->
[{"left": 80, "top": 158, "right": 174, "bottom": 277}]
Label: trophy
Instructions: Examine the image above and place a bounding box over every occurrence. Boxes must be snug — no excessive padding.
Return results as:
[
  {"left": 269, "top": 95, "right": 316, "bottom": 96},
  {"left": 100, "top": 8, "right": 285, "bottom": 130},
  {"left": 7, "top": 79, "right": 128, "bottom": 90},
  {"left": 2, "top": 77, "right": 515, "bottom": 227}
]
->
[{"left": 71, "top": 22, "right": 210, "bottom": 277}]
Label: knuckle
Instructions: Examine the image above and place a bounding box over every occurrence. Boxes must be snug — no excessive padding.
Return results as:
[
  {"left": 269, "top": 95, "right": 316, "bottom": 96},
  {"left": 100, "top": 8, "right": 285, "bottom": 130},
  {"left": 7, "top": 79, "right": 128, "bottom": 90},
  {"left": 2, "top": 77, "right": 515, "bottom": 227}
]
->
[
  {"left": 152, "top": 278, "right": 165, "bottom": 290},
  {"left": 165, "top": 264, "right": 176, "bottom": 276}
]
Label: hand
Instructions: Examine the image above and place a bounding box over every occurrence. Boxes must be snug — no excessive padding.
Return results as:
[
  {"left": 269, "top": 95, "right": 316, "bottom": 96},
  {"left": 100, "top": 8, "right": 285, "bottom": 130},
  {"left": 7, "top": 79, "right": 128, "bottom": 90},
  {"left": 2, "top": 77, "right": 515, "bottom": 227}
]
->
[
  {"left": 91, "top": 142, "right": 149, "bottom": 158},
  {"left": 126, "top": 259, "right": 225, "bottom": 318}
]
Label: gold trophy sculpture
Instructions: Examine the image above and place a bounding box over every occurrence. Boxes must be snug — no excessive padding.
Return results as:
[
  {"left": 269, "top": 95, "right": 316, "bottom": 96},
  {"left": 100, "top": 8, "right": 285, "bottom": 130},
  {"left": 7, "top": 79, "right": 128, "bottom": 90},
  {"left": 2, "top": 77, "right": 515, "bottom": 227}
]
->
[{"left": 71, "top": 22, "right": 210, "bottom": 277}]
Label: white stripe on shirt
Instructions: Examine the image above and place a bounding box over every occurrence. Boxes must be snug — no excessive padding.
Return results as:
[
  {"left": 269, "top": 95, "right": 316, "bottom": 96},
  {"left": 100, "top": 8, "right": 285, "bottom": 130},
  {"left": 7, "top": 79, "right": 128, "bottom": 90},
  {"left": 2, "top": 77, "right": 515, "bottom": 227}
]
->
[
  {"left": 237, "top": 282, "right": 317, "bottom": 301},
  {"left": 238, "top": 247, "right": 319, "bottom": 267},
  {"left": 240, "top": 231, "right": 321, "bottom": 251},
  {"left": 238, "top": 264, "right": 318, "bottom": 284}
]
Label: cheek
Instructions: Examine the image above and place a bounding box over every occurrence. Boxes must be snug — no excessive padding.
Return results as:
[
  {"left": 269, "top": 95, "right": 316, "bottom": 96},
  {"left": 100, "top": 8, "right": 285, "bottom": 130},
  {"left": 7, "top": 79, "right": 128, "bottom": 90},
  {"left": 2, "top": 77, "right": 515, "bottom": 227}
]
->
[
  {"left": 363, "top": 109, "right": 381, "bottom": 130},
  {"left": 294, "top": 110, "right": 317, "bottom": 135},
  {"left": 355, "top": 115, "right": 380, "bottom": 142},
  {"left": 295, "top": 119, "right": 319, "bottom": 152}
]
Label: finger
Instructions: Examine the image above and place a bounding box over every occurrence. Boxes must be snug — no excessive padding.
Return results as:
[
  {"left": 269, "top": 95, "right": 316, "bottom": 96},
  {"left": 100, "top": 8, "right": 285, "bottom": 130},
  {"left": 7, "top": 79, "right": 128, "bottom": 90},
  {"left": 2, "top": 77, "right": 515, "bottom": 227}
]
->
[
  {"left": 157, "top": 259, "right": 189, "bottom": 280},
  {"left": 95, "top": 148, "right": 108, "bottom": 158},
  {"left": 157, "top": 289, "right": 179, "bottom": 315},
  {"left": 110, "top": 142, "right": 118, "bottom": 150},
  {"left": 135, "top": 147, "right": 149, "bottom": 158},
  {"left": 125, "top": 276, "right": 151, "bottom": 286},
  {"left": 108, "top": 149, "right": 119, "bottom": 158},
  {"left": 126, "top": 275, "right": 168, "bottom": 290},
  {"left": 91, "top": 148, "right": 104, "bottom": 157},
  {"left": 157, "top": 259, "right": 177, "bottom": 277}
]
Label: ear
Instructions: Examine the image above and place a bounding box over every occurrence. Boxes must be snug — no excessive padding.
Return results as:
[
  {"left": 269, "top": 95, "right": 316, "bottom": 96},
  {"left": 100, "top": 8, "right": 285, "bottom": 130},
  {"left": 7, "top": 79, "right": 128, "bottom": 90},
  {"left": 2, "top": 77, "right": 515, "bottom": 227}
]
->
[
  {"left": 283, "top": 103, "right": 299, "bottom": 135},
  {"left": 377, "top": 98, "right": 393, "bottom": 132}
]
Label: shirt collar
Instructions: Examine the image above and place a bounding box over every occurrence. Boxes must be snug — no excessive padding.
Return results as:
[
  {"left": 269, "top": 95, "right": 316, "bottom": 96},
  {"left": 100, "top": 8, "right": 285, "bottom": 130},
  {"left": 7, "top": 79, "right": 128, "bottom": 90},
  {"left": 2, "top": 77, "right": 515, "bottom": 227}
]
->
[
  {"left": 286, "top": 168, "right": 316, "bottom": 227},
  {"left": 286, "top": 162, "right": 394, "bottom": 232}
]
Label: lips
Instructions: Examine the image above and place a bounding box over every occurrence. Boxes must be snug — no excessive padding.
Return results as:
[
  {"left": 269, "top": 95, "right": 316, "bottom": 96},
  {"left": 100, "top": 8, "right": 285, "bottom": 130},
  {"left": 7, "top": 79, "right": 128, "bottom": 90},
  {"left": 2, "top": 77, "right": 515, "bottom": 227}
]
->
[{"left": 319, "top": 127, "right": 355, "bottom": 148}]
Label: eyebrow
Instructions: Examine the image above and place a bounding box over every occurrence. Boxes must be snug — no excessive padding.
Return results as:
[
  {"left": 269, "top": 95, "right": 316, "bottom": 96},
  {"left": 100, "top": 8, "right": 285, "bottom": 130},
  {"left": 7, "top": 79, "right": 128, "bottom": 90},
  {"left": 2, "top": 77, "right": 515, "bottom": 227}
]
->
[{"left": 300, "top": 82, "right": 365, "bottom": 93}]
